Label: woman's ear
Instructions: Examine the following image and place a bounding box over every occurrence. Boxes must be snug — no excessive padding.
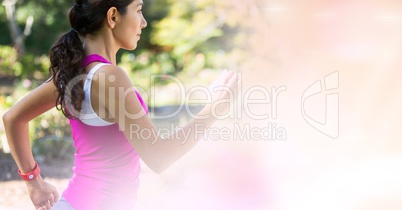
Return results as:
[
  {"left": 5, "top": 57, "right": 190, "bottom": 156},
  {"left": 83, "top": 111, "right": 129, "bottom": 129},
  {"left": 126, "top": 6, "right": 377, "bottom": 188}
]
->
[{"left": 106, "top": 7, "right": 120, "bottom": 29}]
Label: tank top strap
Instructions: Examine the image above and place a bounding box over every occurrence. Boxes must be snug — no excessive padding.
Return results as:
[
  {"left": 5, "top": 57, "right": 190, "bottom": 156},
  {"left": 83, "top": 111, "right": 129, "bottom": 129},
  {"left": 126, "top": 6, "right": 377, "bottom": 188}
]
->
[{"left": 83, "top": 63, "right": 111, "bottom": 92}]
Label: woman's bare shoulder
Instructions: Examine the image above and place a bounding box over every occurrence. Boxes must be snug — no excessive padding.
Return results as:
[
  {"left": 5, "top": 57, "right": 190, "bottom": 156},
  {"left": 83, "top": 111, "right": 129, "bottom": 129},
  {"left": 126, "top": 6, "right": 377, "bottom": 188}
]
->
[{"left": 94, "top": 65, "right": 133, "bottom": 88}]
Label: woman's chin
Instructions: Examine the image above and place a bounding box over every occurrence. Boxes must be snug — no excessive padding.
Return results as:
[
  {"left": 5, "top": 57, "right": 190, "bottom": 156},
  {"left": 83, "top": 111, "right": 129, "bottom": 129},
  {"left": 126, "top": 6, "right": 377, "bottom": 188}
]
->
[
  {"left": 122, "top": 42, "right": 138, "bottom": 51},
  {"left": 122, "top": 46, "right": 137, "bottom": 51}
]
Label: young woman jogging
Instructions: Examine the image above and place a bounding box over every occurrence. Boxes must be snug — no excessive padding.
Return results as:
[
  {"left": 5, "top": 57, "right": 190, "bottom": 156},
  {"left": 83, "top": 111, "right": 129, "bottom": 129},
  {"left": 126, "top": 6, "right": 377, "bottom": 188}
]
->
[{"left": 2, "top": 0, "right": 239, "bottom": 209}]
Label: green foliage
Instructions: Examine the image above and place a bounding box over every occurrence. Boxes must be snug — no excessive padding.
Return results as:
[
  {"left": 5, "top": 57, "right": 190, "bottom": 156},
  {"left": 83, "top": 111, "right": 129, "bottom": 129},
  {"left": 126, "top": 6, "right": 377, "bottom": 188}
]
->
[
  {"left": 0, "top": 45, "right": 22, "bottom": 76},
  {"left": 0, "top": 45, "right": 50, "bottom": 79},
  {"left": 152, "top": 2, "right": 222, "bottom": 54},
  {"left": 151, "top": 0, "right": 225, "bottom": 71}
]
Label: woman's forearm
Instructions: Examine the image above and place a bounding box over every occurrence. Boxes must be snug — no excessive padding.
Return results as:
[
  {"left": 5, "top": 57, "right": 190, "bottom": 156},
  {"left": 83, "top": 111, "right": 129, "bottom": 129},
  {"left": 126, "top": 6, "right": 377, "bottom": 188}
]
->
[
  {"left": 141, "top": 104, "right": 217, "bottom": 173},
  {"left": 2, "top": 80, "right": 58, "bottom": 174},
  {"left": 2, "top": 113, "right": 36, "bottom": 174},
  {"left": 154, "top": 84, "right": 237, "bottom": 171}
]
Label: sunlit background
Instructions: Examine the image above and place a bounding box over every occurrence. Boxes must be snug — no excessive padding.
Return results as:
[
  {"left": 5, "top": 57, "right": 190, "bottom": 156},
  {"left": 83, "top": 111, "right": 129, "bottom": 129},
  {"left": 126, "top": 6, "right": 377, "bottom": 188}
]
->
[{"left": 1, "top": 0, "right": 402, "bottom": 209}]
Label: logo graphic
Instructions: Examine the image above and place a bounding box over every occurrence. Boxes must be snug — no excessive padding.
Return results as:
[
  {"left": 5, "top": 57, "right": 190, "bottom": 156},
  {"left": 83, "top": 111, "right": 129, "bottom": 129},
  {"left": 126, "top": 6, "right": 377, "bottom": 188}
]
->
[{"left": 301, "top": 71, "right": 339, "bottom": 139}]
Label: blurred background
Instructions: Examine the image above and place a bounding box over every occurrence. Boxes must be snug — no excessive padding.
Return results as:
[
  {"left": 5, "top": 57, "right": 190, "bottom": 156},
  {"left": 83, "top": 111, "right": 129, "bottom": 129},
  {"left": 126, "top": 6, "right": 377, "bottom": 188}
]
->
[{"left": 1, "top": 0, "right": 402, "bottom": 209}]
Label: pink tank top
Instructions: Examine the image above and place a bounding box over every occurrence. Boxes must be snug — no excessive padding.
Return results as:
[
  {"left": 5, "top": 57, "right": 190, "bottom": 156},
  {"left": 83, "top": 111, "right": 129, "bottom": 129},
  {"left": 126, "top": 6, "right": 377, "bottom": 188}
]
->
[{"left": 62, "top": 56, "right": 148, "bottom": 210}]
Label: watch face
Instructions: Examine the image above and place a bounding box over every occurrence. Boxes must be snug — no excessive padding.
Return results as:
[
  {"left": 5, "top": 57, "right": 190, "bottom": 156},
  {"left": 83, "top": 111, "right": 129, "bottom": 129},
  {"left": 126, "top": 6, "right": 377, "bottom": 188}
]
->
[{"left": 28, "top": 174, "right": 34, "bottom": 179}]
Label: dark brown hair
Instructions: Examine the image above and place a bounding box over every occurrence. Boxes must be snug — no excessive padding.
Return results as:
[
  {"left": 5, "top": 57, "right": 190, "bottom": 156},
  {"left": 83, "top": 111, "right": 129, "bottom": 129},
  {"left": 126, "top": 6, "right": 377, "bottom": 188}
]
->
[{"left": 49, "top": 0, "right": 134, "bottom": 118}]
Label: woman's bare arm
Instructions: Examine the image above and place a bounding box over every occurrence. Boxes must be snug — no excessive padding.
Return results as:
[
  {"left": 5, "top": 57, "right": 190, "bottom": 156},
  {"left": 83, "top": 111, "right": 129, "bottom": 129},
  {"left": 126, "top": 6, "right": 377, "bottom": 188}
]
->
[
  {"left": 97, "top": 66, "right": 238, "bottom": 173},
  {"left": 3, "top": 80, "right": 58, "bottom": 173},
  {"left": 2, "top": 79, "right": 60, "bottom": 208}
]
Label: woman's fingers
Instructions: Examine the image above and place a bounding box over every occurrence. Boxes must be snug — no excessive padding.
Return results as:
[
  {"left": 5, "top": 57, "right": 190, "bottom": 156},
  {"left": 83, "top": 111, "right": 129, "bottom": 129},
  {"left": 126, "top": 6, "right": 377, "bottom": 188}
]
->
[
  {"left": 48, "top": 193, "right": 55, "bottom": 206},
  {"left": 226, "top": 73, "right": 239, "bottom": 97},
  {"left": 229, "top": 72, "right": 238, "bottom": 86},
  {"left": 50, "top": 185, "right": 60, "bottom": 204},
  {"left": 36, "top": 201, "right": 50, "bottom": 210},
  {"left": 209, "top": 70, "right": 241, "bottom": 105},
  {"left": 45, "top": 201, "right": 51, "bottom": 209},
  {"left": 223, "top": 70, "right": 234, "bottom": 85},
  {"left": 209, "top": 70, "right": 229, "bottom": 90},
  {"left": 53, "top": 188, "right": 60, "bottom": 202}
]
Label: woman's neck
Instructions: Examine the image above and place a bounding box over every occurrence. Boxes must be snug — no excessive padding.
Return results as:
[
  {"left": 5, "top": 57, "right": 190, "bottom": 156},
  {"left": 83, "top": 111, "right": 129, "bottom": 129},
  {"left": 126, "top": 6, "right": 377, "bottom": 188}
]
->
[{"left": 83, "top": 29, "right": 119, "bottom": 65}]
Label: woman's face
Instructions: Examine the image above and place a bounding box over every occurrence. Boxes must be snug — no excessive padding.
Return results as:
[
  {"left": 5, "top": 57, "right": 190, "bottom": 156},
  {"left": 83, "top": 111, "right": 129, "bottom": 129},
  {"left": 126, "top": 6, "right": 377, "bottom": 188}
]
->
[{"left": 114, "top": 0, "right": 147, "bottom": 50}]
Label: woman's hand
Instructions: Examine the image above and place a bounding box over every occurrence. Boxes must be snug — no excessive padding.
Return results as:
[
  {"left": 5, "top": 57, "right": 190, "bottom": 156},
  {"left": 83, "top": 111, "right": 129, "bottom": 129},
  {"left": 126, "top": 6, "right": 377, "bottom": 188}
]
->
[
  {"left": 25, "top": 175, "right": 60, "bottom": 210},
  {"left": 208, "top": 70, "right": 240, "bottom": 116}
]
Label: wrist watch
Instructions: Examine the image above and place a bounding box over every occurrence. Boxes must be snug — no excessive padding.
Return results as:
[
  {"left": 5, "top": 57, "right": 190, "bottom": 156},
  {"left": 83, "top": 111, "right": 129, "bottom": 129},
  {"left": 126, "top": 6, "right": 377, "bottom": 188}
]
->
[{"left": 18, "top": 162, "right": 40, "bottom": 181}]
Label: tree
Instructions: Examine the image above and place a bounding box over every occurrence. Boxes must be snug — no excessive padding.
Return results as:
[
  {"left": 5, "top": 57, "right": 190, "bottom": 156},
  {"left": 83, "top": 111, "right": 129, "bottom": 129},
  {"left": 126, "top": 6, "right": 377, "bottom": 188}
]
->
[{"left": 2, "top": 0, "right": 33, "bottom": 56}]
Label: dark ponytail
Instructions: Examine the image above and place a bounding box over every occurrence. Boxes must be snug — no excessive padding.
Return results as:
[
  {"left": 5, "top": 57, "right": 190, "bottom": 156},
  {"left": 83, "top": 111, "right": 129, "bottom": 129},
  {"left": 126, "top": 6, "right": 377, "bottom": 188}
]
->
[
  {"left": 49, "top": 29, "right": 85, "bottom": 119},
  {"left": 48, "top": 0, "right": 134, "bottom": 119}
]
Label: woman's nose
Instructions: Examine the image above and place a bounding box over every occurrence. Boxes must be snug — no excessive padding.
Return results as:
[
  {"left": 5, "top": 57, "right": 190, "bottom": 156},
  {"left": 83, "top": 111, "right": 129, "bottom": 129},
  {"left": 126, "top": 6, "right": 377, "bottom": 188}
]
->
[{"left": 141, "top": 16, "right": 147, "bottom": 29}]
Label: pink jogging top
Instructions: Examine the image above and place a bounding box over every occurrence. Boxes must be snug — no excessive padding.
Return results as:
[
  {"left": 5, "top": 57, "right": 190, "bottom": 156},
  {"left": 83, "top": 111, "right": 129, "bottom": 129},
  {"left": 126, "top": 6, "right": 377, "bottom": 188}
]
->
[{"left": 62, "top": 62, "right": 149, "bottom": 210}]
